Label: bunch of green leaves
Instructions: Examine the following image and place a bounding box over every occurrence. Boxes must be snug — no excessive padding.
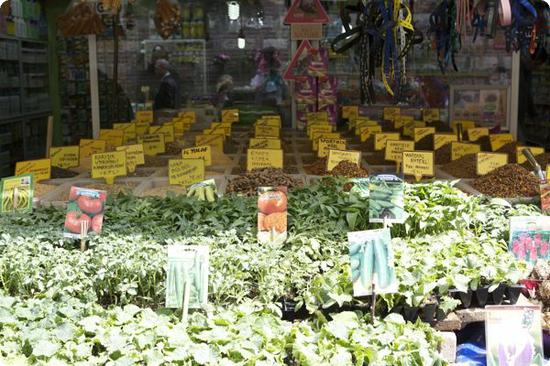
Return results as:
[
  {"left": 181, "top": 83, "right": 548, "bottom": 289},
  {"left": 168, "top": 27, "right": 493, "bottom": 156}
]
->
[
  {"left": 0, "top": 293, "right": 292, "bottom": 366},
  {"left": 289, "top": 311, "right": 445, "bottom": 366}
]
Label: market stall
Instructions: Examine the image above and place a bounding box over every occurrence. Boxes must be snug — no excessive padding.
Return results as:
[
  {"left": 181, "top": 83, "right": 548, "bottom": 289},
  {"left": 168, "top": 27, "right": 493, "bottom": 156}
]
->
[{"left": 1, "top": 0, "right": 550, "bottom": 365}]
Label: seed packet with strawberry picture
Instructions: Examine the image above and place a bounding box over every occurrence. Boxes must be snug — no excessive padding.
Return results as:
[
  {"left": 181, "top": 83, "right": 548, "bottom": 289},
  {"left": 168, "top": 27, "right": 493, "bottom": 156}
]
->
[
  {"left": 63, "top": 186, "right": 107, "bottom": 239},
  {"left": 257, "top": 186, "right": 287, "bottom": 245}
]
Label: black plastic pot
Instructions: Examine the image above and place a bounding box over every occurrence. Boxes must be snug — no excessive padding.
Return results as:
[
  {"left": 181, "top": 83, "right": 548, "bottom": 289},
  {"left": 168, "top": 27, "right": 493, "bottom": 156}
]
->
[
  {"left": 403, "top": 305, "right": 419, "bottom": 322},
  {"left": 420, "top": 303, "right": 438, "bottom": 324},
  {"left": 458, "top": 290, "right": 473, "bottom": 309},
  {"left": 391, "top": 305, "right": 404, "bottom": 314},
  {"left": 436, "top": 308, "right": 447, "bottom": 321},
  {"left": 505, "top": 285, "right": 525, "bottom": 305},
  {"left": 491, "top": 283, "right": 506, "bottom": 305},
  {"left": 280, "top": 298, "right": 309, "bottom": 321},
  {"left": 475, "top": 286, "right": 490, "bottom": 307}
]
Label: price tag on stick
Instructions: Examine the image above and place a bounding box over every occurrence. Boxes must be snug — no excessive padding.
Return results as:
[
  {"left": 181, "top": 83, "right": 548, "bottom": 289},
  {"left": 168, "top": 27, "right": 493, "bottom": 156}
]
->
[{"left": 402, "top": 151, "right": 434, "bottom": 182}]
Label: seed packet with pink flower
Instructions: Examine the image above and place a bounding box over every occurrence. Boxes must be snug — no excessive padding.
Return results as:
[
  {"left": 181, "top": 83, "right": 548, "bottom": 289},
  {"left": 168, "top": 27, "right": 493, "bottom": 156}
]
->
[{"left": 509, "top": 217, "right": 550, "bottom": 263}]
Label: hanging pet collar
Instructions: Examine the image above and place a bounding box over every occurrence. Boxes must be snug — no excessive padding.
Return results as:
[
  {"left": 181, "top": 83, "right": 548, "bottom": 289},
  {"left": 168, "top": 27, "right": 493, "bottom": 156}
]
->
[{"left": 330, "top": 0, "right": 417, "bottom": 104}]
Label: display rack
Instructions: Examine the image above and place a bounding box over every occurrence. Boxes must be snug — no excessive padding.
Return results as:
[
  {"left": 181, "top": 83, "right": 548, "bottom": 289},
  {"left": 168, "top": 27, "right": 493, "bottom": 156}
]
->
[{"left": 0, "top": 35, "right": 50, "bottom": 177}]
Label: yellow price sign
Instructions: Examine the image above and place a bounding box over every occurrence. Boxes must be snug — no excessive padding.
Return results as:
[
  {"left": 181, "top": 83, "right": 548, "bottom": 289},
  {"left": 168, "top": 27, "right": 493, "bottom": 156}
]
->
[
  {"left": 476, "top": 153, "right": 508, "bottom": 176},
  {"left": 517, "top": 147, "right": 545, "bottom": 165},
  {"left": 15, "top": 158, "right": 51, "bottom": 182},
  {"left": 307, "top": 111, "right": 329, "bottom": 124},
  {"left": 433, "top": 134, "right": 458, "bottom": 150},
  {"left": 451, "top": 142, "right": 481, "bottom": 161},
  {"left": 136, "top": 111, "right": 153, "bottom": 124},
  {"left": 374, "top": 133, "right": 400, "bottom": 151},
  {"left": 138, "top": 134, "right": 166, "bottom": 156},
  {"left": 173, "top": 121, "right": 189, "bottom": 138},
  {"left": 249, "top": 138, "right": 282, "bottom": 150},
  {"left": 342, "top": 106, "right": 359, "bottom": 120},
  {"left": 79, "top": 139, "right": 106, "bottom": 160},
  {"left": 403, "top": 151, "right": 434, "bottom": 181},
  {"left": 113, "top": 123, "right": 137, "bottom": 143},
  {"left": 414, "top": 127, "right": 436, "bottom": 143},
  {"left": 210, "top": 122, "right": 231, "bottom": 136},
  {"left": 195, "top": 134, "right": 224, "bottom": 152},
  {"left": 423, "top": 109, "right": 440, "bottom": 122},
  {"left": 489, "top": 133, "right": 514, "bottom": 151},
  {"left": 318, "top": 138, "right": 347, "bottom": 158},
  {"left": 91, "top": 151, "right": 127, "bottom": 184},
  {"left": 403, "top": 120, "right": 425, "bottom": 138},
  {"left": 385, "top": 140, "right": 415, "bottom": 163},
  {"left": 222, "top": 109, "right": 239, "bottom": 123},
  {"left": 451, "top": 120, "right": 476, "bottom": 133},
  {"left": 255, "top": 125, "right": 280, "bottom": 138},
  {"left": 326, "top": 149, "right": 361, "bottom": 171},
  {"left": 178, "top": 111, "right": 196, "bottom": 124},
  {"left": 308, "top": 124, "right": 332, "bottom": 139},
  {"left": 466, "top": 127, "right": 489, "bottom": 142},
  {"left": 99, "top": 129, "right": 124, "bottom": 148},
  {"left": 182, "top": 145, "right": 212, "bottom": 166},
  {"left": 116, "top": 144, "right": 145, "bottom": 173},
  {"left": 312, "top": 132, "right": 340, "bottom": 151},
  {"left": 360, "top": 126, "right": 382, "bottom": 142},
  {"left": 247, "top": 148, "right": 283, "bottom": 171},
  {"left": 256, "top": 117, "right": 281, "bottom": 129},
  {"left": 49, "top": 146, "right": 79, "bottom": 169},
  {"left": 384, "top": 107, "right": 400, "bottom": 121},
  {"left": 135, "top": 120, "right": 151, "bottom": 137},
  {"left": 169, "top": 159, "right": 205, "bottom": 187},
  {"left": 149, "top": 124, "right": 175, "bottom": 144}
]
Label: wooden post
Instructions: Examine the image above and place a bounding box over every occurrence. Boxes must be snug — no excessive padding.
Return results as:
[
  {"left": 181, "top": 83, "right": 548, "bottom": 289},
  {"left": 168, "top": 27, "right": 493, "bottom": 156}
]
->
[
  {"left": 80, "top": 220, "right": 89, "bottom": 251},
  {"left": 45, "top": 115, "right": 53, "bottom": 157},
  {"left": 181, "top": 280, "right": 191, "bottom": 323},
  {"left": 88, "top": 35, "right": 100, "bottom": 139}
]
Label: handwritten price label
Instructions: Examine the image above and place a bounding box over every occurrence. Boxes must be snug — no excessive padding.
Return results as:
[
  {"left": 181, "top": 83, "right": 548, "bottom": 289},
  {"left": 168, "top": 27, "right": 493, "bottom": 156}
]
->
[
  {"left": 247, "top": 148, "right": 283, "bottom": 171},
  {"left": 49, "top": 146, "right": 79, "bottom": 169},
  {"left": 169, "top": 159, "right": 205, "bottom": 187},
  {"left": 403, "top": 151, "right": 434, "bottom": 181},
  {"left": 476, "top": 153, "right": 508, "bottom": 176},
  {"left": 92, "top": 151, "right": 127, "bottom": 184},
  {"left": 15, "top": 158, "right": 51, "bottom": 182}
]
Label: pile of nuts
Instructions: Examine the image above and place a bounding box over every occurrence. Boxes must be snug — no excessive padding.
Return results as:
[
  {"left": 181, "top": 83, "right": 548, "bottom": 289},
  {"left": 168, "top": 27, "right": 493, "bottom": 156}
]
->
[
  {"left": 226, "top": 168, "right": 301, "bottom": 196},
  {"left": 331, "top": 161, "right": 369, "bottom": 178},
  {"left": 472, "top": 164, "right": 539, "bottom": 198},
  {"left": 441, "top": 154, "right": 477, "bottom": 178}
]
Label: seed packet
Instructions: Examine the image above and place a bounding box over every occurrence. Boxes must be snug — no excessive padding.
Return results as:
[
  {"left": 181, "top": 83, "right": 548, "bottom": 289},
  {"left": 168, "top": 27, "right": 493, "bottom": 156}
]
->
[
  {"left": 509, "top": 217, "right": 550, "bottom": 263},
  {"left": 368, "top": 175, "right": 407, "bottom": 224},
  {"left": 63, "top": 186, "right": 107, "bottom": 239},
  {"left": 165, "top": 245, "right": 209, "bottom": 309},
  {"left": 348, "top": 228, "right": 397, "bottom": 297},
  {"left": 257, "top": 186, "right": 287, "bottom": 245},
  {"left": 485, "top": 305, "right": 543, "bottom": 366},
  {"left": 0, "top": 174, "right": 33, "bottom": 213}
]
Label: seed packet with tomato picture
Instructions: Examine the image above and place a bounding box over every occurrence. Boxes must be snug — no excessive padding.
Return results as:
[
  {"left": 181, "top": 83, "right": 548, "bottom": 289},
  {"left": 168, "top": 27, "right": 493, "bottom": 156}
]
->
[
  {"left": 257, "top": 186, "right": 287, "bottom": 245},
  {"left": 63, "top": 186, "right": 107, "bottom": 239}
]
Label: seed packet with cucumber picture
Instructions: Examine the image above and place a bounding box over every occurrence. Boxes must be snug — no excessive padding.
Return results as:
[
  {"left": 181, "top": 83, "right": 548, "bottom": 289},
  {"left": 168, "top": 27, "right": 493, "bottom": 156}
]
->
[
  {"left": 0, "top": 174, "right": 33, "bottom": 213},
  {"left": 368, "top": 175, "right": 407, "bottom": 224},
  {"left": 165, "top": 245, "right": 209, "bottom": 309},
  {"left": 348, "top": 228, "right": 398, "bottom": 296}
]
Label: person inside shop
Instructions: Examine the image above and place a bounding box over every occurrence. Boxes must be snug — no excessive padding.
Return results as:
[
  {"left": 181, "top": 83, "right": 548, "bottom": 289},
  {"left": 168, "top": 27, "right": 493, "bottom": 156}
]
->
[{"left": 153, "top": 59, "right": 180, "bottom": 111}]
